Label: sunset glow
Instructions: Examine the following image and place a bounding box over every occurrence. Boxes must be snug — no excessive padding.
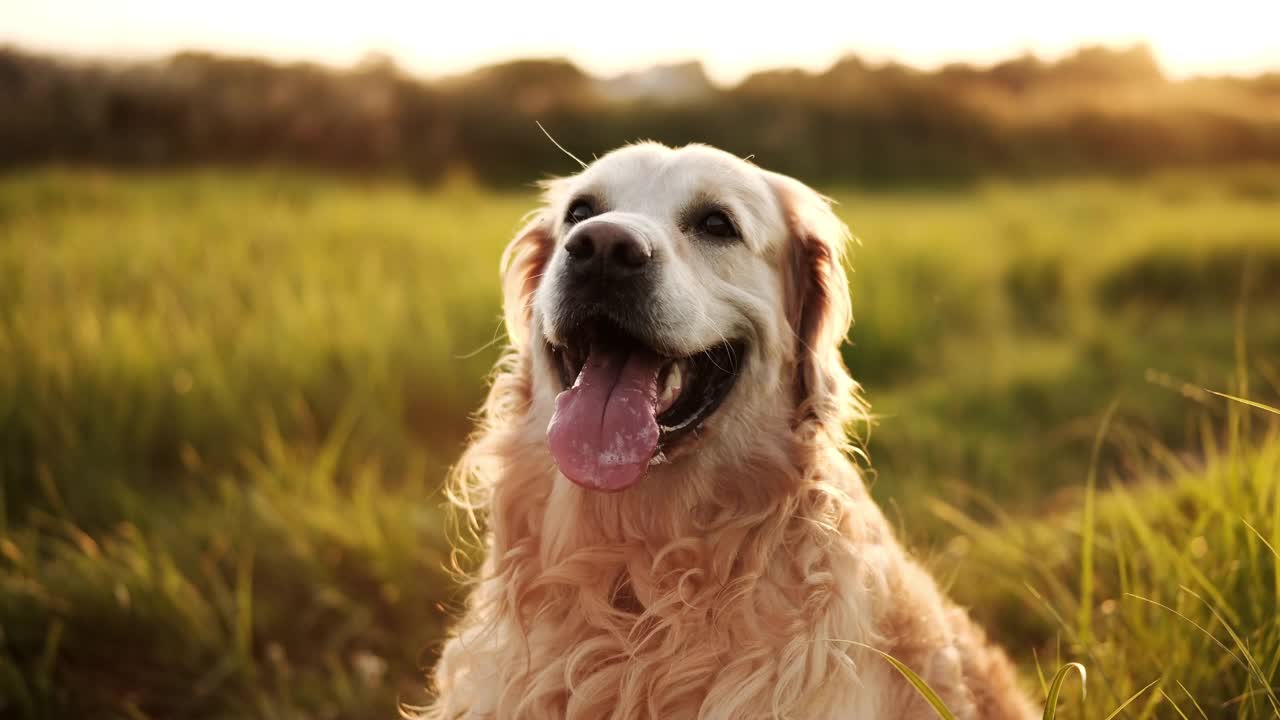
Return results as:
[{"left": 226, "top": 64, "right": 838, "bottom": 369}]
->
[{"left": 5, "top": 0, "right": 1279, "bottom": 81}]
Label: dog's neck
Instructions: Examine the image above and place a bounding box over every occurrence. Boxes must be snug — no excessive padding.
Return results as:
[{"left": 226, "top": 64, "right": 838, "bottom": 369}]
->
[
  {"left": 484, "top": 411, "right": 876, "bottom": 601},
  {"left": 444, "top": 370, "right": 890, "bottom": 719}
]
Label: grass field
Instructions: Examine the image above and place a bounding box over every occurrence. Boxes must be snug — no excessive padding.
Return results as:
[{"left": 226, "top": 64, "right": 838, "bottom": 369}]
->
[{"left": 1, "top": 167, "right": 1279, "bottom": 719}]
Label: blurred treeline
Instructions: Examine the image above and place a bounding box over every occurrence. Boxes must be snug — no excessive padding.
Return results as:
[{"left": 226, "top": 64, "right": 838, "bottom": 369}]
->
[{"left": 3, "top": 43, "right": 1280, "bottom": 185}]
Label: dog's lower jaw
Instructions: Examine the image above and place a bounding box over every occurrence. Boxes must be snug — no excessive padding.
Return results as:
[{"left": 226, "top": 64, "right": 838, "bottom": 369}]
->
[{"left": 425, "top": 444, "right": 1037, "bottom": 720}]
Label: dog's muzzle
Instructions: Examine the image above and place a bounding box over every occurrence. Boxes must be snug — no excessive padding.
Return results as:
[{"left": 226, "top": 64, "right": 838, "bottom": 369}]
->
[{"left": 558, "top": 221, "right": 655, "bottom": 314}]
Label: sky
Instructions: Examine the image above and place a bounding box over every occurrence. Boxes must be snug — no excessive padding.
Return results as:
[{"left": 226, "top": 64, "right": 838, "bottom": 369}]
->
[{"left": 4, "top": 0, "right": 1279, "bottom": 84}]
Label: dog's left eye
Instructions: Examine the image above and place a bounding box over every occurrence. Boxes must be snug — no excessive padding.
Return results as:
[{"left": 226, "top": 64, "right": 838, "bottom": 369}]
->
[
  {"left": 699, "top": 211, "right": 739, "bottom": 240},
  {"left": 566, "top": 201, "right": 595, "bottom": 225}
]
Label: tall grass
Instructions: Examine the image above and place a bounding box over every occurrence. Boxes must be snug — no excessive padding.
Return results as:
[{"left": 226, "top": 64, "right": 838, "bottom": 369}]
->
[
  {"left": 933, "top": 395, "right": 1280, "bottom": 719},
  {"left": 1, "top": 167, "right": 1278, "bottom": 718}
]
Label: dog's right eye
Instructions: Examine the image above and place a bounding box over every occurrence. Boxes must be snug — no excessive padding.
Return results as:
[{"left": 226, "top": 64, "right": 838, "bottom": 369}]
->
[{"left": 566, "top": 201, "right": 595, "bottom": 225}]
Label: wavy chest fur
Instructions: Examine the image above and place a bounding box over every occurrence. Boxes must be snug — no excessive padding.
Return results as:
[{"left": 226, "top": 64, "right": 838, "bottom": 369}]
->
[{"left": 426, "top": 435, "right": 945, "bottom": 720}]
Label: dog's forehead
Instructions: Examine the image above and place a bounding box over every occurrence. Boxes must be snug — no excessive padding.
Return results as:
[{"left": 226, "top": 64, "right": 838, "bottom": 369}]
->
[{"left": 574, "top": 144, "right": 785, "bottom": 238}]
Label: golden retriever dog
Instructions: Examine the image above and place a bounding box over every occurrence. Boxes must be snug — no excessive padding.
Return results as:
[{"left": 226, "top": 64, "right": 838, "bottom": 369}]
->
[{"left": 424, "top": 143, "right": 1037, "bottom": 719}]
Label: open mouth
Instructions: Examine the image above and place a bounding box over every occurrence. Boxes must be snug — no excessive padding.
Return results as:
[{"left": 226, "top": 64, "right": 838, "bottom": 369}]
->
[{"left": 544, "top": 319, "right": 745, "bottom": 492}]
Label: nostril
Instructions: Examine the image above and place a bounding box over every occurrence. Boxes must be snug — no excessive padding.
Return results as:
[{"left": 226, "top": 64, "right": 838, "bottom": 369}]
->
[
  {"left": 564, "top": 224, "right": 650, "bottom": 276},
  {"left": 611, "top": 238, "right": 650, "bottom": 269},
  {"left": 565, "top": 233, "right": 594, "bottom": 261}
]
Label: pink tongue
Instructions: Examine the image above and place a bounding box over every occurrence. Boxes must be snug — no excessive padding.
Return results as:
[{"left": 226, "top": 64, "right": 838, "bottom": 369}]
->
[{"left": 547, "top": 343, "right": 663, "bottom": 491}]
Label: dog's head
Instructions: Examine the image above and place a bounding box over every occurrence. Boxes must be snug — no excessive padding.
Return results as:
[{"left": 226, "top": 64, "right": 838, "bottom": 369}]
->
[{"left": 501, "top": 143, "right": 859, "bottom": 492}]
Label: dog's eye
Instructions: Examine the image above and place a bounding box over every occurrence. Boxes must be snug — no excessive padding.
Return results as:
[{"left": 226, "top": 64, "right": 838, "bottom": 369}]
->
[
  {"left": 566, "top": 201, "right": 595, "bottom": 225},
  {"left": 699, "top": 211, "right": 739, "bottom": 240}
]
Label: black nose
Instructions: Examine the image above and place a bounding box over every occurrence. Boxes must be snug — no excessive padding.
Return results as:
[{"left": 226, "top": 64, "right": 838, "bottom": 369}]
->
[{"left": 564, "top": 223, "right": 651, "bottom": 278}]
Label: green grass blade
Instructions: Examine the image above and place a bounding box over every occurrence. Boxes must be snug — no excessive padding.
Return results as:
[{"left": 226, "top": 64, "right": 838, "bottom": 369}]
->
[
  {"left": 1159, "top": 689, "right": 1192, "bottom": 720},
  {"left": 1041, "top": 662, "right": 1086, "bottom": 720},
  {"left": 1101, "top": 679, "right": 1160, "bottom": 720},
  {"left": 36, "top": 619, "right": 64, "bottom": 692},
  {"left": 1207, "top": 390, "right": 1280, "bottom": 416},
  {"left": 1242, "top": 517, "right": 1280, "bottom": 608},
  {"left": 1174, "top": 680, "right": 1209, "bottom": 720},
  {"left": 847, "top": 642, "right": 958, "bottom": 720},
  {"left": 1080, "top": 401, "right": 1119, "bottom": 646},
  {"left": 1177, "top": 585, "right": 1280, "bottom": 715},
  {"left": 1032, "top": 647, "right": 1049, "bottom": 697},
  {"left": 1123, "top": 593, "right": 1246, "bottom": 669}
]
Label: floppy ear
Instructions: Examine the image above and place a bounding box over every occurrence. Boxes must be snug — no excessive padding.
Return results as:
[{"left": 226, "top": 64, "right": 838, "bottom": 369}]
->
[
  {"left": 499, "top": 179, "right": 568, "bottom": 348},
  {"left": 499, "top": 213, "right": 554, "bottom": 349},
  {"left": 766, "top": 172, "right": 861, "bottom": 435}
]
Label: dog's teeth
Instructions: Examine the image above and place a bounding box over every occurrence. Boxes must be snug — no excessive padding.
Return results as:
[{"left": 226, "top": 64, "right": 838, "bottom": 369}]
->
[{"left": 656, "top": 361, "right": 683, "bottom": 414}]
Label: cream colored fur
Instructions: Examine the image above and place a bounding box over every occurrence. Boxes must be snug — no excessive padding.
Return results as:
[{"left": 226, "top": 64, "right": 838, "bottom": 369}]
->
[{"left": 422, "top": 143, "right": 1037, "bottom": 719}]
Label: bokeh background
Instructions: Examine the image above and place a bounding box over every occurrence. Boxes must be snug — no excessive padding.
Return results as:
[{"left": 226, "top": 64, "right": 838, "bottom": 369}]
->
[{"left": 3, "top": 2, "right": 1280, "bottom": 718}]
